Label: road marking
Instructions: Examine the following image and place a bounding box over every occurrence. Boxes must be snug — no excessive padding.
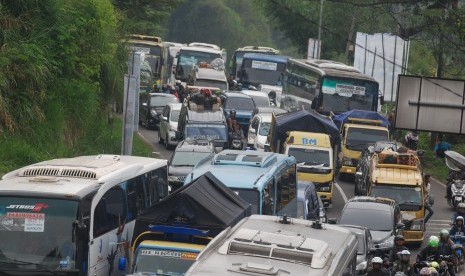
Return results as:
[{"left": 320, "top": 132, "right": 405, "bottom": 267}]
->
[
  {"left": 335, "top": 181, "right": 348, "bottom": 203},
  {"left": 137, "top": 131, "right": 166, "bottom": 159}
]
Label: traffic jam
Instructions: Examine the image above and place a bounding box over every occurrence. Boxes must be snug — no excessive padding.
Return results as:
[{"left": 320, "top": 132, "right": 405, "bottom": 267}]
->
[{"left": 1, "top": 35, "right": 465, "bottom": 276}]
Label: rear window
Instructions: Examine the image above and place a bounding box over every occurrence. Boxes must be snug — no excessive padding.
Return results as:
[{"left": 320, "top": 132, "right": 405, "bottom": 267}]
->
[{"left": 225, "top": 97, "right": 255, "bottom": 110}]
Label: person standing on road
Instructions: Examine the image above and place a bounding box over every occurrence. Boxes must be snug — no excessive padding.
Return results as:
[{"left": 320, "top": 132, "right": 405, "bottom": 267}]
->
[{"left": 423, "top": 174, "right": 434, "bottom": 225}]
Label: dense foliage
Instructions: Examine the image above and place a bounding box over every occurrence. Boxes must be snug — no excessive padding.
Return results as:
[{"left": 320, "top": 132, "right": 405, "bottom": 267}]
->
[{"left": 0, "top": 0, "right": 129, "bottom": 172}]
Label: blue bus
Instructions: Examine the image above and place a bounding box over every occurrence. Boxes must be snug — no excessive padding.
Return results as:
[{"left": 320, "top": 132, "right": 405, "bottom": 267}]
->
[
  {"left": 238, "top": 53, "right": 288, "bottom": 89},
  {"left": 184, "top": 150, "right": 297, "bottom": 215}
]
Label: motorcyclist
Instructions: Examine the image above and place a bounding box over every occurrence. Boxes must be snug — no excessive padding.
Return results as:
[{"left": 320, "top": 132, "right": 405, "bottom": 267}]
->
[
  {"left": 450, "top": 216, "right": 465, "bottom": 236},
  {"left": 367, "top": 256, "right": 389, "bottom": 276},
  {"left": 388, "top": 235, "right": 408, "bottom": 263},
  {"left": 404, "top": 131, "right": 419, "bottom": 150},
  {"left": 230, "top": 122, "right": 246, "bottom": 150},
  {"left": 451, "top": 202, "right": 465, "bottom": 223},
  {"left": 228, "top": 109, "right": 238, "bottom": 131},
  {"left": 419, "top": 267, "right": 431, "bottom": 276},
  {"left": 391, "top": 250, "right": 414, "bottom": 276},
  {"left": 437, "top": 229, "right": 456, "bottom": 276}
]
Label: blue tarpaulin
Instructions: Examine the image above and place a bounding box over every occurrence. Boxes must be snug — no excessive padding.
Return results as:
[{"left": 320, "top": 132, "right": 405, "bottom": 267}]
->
[
  {"left": 270, "top": 109, "right": 341, "bottom": 152},
  {"left": 332, "top": 110, "right": 390, "bottom": 130}
]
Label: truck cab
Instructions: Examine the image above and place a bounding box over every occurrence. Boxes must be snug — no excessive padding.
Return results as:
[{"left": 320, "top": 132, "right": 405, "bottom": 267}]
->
[
  {"left": 283, "top": 131, "right": 335, "bottom": 206},
  {"left": 367, "top": 149, "right": 426, "bottom": 245},
  {"left": 339, "top": 118, "right": 389, "bottom": 180}
]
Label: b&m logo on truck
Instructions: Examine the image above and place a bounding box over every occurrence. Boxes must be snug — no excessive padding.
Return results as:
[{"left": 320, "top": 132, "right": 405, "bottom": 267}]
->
[{"left": 302, "top": 138, "right": 317, "bottom": 145}]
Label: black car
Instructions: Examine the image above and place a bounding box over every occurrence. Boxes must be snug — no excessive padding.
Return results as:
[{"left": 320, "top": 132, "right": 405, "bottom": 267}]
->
[
  {"left": 168, "top": 140, "right": 217, "bottom": 192},
  {"left": 336, "top": 196, "right": 404, "bottom": 254},
  {"left": 139, "top": 93, "right": 179, "bottom": 129},
  {"left": 355, "top": 141, "right": 397, "bottom": 195},
  {"left": 339, "top": 224, "right": 374, "bottom": 276}
]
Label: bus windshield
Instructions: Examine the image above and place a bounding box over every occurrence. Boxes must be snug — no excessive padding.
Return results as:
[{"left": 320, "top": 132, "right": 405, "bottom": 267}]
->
[
  {"left": 240, "top": 59, "right": 286, "bottom": 86},
  {"left": 133, "top": 248, "right": 198, "bottom": 275},
  {"left": 176, "top": 50, "right": 222, "bottom": 81},
  {"left": 0, "top": 197, "right": 78, "bottom": 270},
  {"left": 346, "top": 128, "right": 389, "bottom": 151},
  {"left": 371, "top": 185, "right": 423, "bottom": 211},
  {"left": 321, "top": 77, "right": 378, "bottom": 114}
]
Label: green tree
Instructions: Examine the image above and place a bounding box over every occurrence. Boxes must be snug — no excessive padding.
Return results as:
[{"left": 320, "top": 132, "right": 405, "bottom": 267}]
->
[{"left": 168, "top": 0, "right": 275, "bottom": 56}]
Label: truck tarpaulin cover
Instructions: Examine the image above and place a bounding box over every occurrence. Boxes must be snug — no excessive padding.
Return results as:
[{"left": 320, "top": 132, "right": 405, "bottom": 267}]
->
[
  {"left": 270, "top": 109, "right": 340, "bottom": 151},
  {"left": 134, "top": 172, "right": 251, "bottom": 238},
  {"left": 332, "top": 110, "right": 390, "bottom": 130}
]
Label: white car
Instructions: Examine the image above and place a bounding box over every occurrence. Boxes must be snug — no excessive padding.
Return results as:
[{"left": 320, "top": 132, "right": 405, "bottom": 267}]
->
[
  {"left": 241, "top": 90, "right": 271, "bottom": 107},
  {"left": 247, "top": 113, "right": 272, "bottom": 151},
  {"left": 159, "top": 103, "right": 182, "bottom": 149}
]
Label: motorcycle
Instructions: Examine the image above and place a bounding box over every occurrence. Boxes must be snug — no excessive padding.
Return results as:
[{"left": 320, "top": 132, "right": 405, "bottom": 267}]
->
[
  {"left": 450, "top": 179, "right": 465, "bottom": 208},
  {"left": 415, "top": 255, "right": 455, "bottom": 276}
]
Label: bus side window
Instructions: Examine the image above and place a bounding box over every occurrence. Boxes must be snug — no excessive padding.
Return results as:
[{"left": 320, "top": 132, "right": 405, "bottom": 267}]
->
[
  {"left": 127, "top": 176, "right": 147, "bottom": 220},
  {"left": 262, "top": 179, "right": 275, "bottom": 215},
  {"left": 93, "top": 186, "right": 127, "bottom": 237}
]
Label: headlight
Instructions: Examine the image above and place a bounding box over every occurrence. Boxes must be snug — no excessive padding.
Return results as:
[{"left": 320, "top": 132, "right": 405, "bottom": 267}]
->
[
  {"left": 410, "top": 219, "right": 424, "bottom": 230},
  {"left": 342, "top": 156, "right": 353, "bottom": 166},
  {"left": 356, "top": 261, "right": 367, "bottom": 271},
  {"left": 376, "top": 235, "right": 394, "bottom": 249},
  {"left": 150, "top": 109, "right": 157, "bottom": 117}
]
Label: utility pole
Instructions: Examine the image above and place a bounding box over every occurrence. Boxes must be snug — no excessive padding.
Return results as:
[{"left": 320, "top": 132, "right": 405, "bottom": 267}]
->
[{"left": 317, "top": 0, "right": 324, "bottom": 59}]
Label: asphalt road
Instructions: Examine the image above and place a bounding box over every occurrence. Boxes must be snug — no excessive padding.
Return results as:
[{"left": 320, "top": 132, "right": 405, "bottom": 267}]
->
[{"left": 138, "top": 127, "right": 463, "bottom": 273}]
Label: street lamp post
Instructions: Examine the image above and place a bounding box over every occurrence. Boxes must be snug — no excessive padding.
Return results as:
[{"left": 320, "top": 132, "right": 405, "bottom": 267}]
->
[{"left": 317, "top": 0, "right": 324, "bottom": 59}]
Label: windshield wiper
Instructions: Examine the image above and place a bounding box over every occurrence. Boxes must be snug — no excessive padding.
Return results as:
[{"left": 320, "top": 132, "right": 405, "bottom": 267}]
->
[
  {"left": 399, "top": 201, "right": 421, "bottom": 206},
  {"left": 0, "top": 259, "right": 57, "bottom": 275}
]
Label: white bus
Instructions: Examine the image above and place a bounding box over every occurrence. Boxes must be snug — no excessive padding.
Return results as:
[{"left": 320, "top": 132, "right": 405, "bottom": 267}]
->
[
  {"left": 0, "top": 154, "right": 168, "bottom": 276},
  {"left": 186, "top": 215, "right": 358, "bottom": 276},
  {"left": 282, "top": 59, "right": 382, "bottom": 115}
]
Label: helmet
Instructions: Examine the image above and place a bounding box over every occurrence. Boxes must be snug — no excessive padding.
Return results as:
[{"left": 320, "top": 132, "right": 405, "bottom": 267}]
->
[
  {"left": 429, "top": 267, "right": 438, "bottom": 276},
  {"left": 400, "top": 249, "right": 410, "bottom": 255},
  {"left": 429, "top": 235, "right": 439, "bottom": 242},
  {"left": 419, "top": 267, "right": 431, "bottom": 276},
  {"left": 371, "top": 256, "right": 383, "bottom": 264},
  {"left": 439, "top": 229, "right": 450, "bottom": 238},
  {"left": 428, "top": 238, "right": 439, "bottom": 248},
  {"left": 230, "top": 109, "right": 236, "bottom": 117},
  {"left": 430, "top": 261, "right": 439, "bottom": 269},
  {"left": 456, "top": 216, "right": 464, "bottom": 223},
  {"left": 458, "top": 202, "right": 465, "bottom": 210},
  {"left": 394, "top": 235, "right": 405, "bottom": 242},
  {"left": 394, "top": 273, "right": 406, "bottom": 276}
]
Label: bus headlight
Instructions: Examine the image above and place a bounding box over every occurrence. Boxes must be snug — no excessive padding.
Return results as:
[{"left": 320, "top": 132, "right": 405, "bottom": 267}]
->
[{"left": 342, "top": 156, "right": 353, "bottom": 166}]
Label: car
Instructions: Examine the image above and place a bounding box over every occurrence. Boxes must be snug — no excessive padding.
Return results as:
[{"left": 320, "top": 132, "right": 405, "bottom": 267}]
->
[
  {"left": 159, "top": 103, "right": 182, "bottom": 149},
  {"left": 241, "top": 90, "right": 271, "bottom": 107},
  {"left": 339, "top": 225, "right": 374, "bottom": 276},
  {"left": 168, "top": 140, "right": 217, "bottom": 192},
  {"left": 176, "top": 103, "right": 229, "bottom": 149},
  {"left": 297, "top": 181, "right": 327, "bottom": 222},
  {"left": 220, "top": 91, "right": 256, "bottom": 132},
  {"left": 250, "top": 106, "right": 287, "bottom": 118},
  {"left": 139, "top": 93, "right": 179, "bottom": 129},
  {"left": 335, "top": 196, "right": 404, "bottom": 254},
  {"left": 247, "top": 113, "right": 272, "bottom": 151}
]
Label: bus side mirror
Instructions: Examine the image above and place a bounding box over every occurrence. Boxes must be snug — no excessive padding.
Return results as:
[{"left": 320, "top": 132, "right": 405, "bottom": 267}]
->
[
  {"left": 379, "top": 95, "right": 385, "bottom": 105},
  {"left": 310, "top": 100, "right": 316, "bottom": 109}
]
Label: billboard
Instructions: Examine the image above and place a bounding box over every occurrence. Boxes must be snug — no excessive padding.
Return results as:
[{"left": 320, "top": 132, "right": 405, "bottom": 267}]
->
[
  {"left": 395, "top": 75, "right": 465, "bottom": 134},
  {"left": 354, "top": 33, "right": 410, "bottom": 102},
  {"left": 307, "top": 38, "right": 321, "bottom": 60}
]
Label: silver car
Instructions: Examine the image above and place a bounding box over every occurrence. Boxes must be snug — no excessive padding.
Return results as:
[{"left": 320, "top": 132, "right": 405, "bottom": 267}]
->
[{"left": 159, "top": 103, "right": 182, "bottom": 149}]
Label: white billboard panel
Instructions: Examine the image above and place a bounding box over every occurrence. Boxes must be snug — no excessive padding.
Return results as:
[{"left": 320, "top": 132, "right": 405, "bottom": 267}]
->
[
  {"left": 395, "top": 75, "right": 465, "bottom": 134},
  {"left": 307, "top": 38, "right": 321, "bottom": 60},
  {"left": 354, "top": 33, "right": 409, "bottom": 102}
]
